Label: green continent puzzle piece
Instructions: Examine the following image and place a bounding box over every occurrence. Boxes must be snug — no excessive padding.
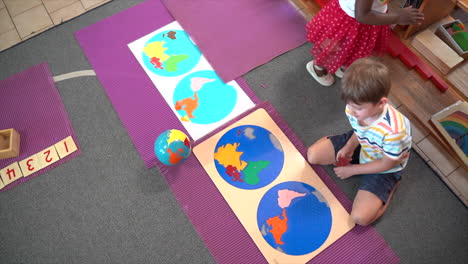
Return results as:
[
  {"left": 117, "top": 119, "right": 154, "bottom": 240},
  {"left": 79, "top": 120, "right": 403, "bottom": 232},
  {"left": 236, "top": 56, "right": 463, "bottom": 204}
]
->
[
  {"left": 242, "top": 160, "right": 270, "bottom": 185},
  {"left": 165, "top": 54, "right": 189, "bottom": 72}
]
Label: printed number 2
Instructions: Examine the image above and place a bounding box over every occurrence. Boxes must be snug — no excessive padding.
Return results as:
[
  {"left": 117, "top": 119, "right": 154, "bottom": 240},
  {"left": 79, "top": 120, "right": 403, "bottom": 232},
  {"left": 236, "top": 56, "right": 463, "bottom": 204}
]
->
[{"left": 44, "top": 150, "right": 53, "bottom": 163}]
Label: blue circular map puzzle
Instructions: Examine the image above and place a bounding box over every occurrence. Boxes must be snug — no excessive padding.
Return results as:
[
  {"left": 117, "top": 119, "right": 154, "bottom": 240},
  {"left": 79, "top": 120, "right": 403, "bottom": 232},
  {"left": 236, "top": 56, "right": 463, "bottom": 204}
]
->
[
  {"left": 214, "top": 125, "right": 284, "bottom": 189},
  {"left": 257, "top": 181, "right": 332, "bottom": 255},
  {"left": 173, "top": 70, "right": 237, "bottom": 124},
  {"left": 142, "top": 29, "right": 201, "bottom": 77}
]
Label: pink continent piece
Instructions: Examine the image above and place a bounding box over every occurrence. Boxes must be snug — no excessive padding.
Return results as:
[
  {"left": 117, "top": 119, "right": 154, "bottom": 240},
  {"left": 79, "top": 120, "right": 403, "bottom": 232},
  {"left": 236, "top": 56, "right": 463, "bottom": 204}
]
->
[{"left": 277, "top": 189, "right": 306, "bottom": 209}]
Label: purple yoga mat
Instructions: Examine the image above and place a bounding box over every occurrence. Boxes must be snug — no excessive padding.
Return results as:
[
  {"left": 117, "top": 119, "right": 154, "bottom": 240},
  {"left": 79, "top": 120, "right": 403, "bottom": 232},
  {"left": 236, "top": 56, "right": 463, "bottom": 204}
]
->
[
  {"left": 75, "top": 0, "right": 259, "bottom": 168},
  {"left": 161, "top": 0, "right": 307, "bottom": 82},
  {"left": 75, "top": 1, "right": 398, "bottom": 263},
  {"left": 0, "top": 63, "right": 80, "bottom": 192}
]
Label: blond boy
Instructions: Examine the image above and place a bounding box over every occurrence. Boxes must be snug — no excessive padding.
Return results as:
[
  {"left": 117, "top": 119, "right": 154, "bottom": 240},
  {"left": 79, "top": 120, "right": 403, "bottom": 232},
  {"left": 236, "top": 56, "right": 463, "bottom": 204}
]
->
[{"left": 307, "top": 58, "right": 412, "bottom": 226}]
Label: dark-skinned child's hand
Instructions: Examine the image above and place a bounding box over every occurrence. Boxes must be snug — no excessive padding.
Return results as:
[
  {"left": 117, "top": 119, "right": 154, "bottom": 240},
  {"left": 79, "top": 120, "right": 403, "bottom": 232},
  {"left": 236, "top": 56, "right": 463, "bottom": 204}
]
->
[{"left": 396, "top": 6, "right": 424, "bottom": 25}]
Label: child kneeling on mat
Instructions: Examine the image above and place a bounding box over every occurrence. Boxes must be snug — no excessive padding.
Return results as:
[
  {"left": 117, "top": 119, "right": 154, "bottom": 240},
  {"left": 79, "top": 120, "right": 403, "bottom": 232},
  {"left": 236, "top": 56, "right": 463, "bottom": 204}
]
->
[{"left": 307, "top": 57, "right": 412, "bottom": 226}]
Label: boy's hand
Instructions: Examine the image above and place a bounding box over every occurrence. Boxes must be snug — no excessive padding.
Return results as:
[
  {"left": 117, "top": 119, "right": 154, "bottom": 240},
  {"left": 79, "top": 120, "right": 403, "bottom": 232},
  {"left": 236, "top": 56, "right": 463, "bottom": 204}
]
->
[
  {"left": 333, "top": 165, "right": 355, "bottom": 179},
  {"left": 334, "top": 156, "right": 352, "bottom": 167},
  {"left": 396, "top": 6, "right": 424, "bottom": 25},
  {"left": 335, "top": 146, "right": 354, "bottom": 166}
]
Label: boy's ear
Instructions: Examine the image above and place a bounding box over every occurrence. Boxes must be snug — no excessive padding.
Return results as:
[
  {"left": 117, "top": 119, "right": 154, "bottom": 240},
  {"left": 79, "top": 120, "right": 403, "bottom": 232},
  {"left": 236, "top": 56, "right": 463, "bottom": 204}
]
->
[{"left": 379, "top": 97, "right": 388, "bottom": 106}]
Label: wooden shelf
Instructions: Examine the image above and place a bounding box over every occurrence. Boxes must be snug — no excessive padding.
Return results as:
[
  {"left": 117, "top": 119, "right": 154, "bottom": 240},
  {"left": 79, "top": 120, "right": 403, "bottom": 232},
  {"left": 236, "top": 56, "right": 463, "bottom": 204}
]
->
[
  {"left": 457, "top": 0, "right": 468, "bottom": 12},
  {"left": 398, "top": 16, "right": 467, "bottom": 100},
  {"left": 397, "top": 0, "right": 457, "bottom": 39},
  {"left": 297, "top": 0, "right": 322, "bottom": 16},
  {"left": 383, "top": 54, "right": 466, "bottom": 170}
]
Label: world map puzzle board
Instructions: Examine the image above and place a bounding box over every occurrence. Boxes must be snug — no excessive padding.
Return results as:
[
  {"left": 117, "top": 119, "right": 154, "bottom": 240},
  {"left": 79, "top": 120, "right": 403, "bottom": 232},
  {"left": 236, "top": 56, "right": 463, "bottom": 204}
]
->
[
  {"left": 128, "top": 21, "right": 255, "bottom": 141},
  {"left": 193, "top": 108, "right": 355, "bottom": 263}
]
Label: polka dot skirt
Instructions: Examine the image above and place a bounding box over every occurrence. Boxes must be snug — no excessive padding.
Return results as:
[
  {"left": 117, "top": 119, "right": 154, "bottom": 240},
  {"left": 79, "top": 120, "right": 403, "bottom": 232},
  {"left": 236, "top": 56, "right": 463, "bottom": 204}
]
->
[{"left": 306, "top": 0, "right": 390, "bottom": 74}]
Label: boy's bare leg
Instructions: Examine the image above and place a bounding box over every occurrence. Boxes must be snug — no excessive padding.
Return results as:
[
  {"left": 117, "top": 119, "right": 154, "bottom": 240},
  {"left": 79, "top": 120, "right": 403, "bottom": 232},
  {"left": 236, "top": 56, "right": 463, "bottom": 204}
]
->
[
  {"left": 370, "top": 180, "right": 401, "bottom": 223},
  {"left": 307, "top": 136, "right": 336, "bottom": 165},
  {"left": 351, "top": 181, "right": 401, "bottom": 226},
  {"left": 351, "top": 190, "right": 383, "bottom": 226}
]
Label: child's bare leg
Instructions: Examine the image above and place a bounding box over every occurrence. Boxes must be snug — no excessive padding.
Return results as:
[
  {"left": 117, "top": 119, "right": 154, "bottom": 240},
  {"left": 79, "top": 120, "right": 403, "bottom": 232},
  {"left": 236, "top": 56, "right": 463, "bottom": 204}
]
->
[
  {"left": 351, "top": 190, "right": 383, "bottom": 226},
  {"left": 351, "top": 181, "right": 400, "bottom": 226},
  {"left": 370, "top": 180, "right": 401, "bottom": 223},
  {"left": 307, "top": 136, "right": 336, "bottom": 165}
]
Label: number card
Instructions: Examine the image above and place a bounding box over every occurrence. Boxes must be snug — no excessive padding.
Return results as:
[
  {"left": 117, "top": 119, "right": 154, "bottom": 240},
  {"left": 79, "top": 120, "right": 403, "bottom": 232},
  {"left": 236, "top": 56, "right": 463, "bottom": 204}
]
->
[
  {"left": 19, "top": 154, "right": 42, "bottom": 177},
  {"left": 37, "top": 146, "right": 60, "bottom": 169},
  {"left": 54, "top": 136, "right": 78, "bottom": 159},
  {"left": 0, "top": 162, "right": 23, "bottom": 186}
]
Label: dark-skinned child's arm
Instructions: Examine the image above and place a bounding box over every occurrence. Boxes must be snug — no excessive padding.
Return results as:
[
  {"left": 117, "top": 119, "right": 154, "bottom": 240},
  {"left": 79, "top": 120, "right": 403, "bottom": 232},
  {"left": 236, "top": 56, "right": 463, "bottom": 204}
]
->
[{"left": 354, "top": 0, "right": 424, "bottom": 26}]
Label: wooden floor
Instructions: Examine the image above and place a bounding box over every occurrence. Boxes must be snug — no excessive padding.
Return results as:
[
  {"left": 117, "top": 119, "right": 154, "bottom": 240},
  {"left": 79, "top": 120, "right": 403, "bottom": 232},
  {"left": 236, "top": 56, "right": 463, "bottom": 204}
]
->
[
  {"left": 0, "top": 0, "right": 112, "bottom": 52},
  {"left": 294, "top": 0, "right": 468, "bottom": 206}
]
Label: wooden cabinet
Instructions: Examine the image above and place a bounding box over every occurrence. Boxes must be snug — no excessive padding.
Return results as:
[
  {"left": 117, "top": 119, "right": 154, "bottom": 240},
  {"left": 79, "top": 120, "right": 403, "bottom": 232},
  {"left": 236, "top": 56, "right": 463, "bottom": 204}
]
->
[{"left": 398, "top": 0, "right": 457, "bottom": 39}]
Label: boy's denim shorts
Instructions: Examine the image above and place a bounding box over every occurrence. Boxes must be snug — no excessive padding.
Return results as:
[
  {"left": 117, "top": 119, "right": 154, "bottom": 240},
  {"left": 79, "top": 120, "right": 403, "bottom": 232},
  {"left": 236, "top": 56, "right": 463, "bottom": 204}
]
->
[{"left": 328, "top": 130, "right": 402, "bottom": 204}]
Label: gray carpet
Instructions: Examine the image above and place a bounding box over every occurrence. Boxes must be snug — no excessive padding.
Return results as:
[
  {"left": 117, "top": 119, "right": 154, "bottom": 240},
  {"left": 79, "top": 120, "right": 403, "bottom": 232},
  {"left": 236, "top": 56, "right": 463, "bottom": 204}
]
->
[{"left": 0, "top": 1, "right": 467, "bottom": 263}]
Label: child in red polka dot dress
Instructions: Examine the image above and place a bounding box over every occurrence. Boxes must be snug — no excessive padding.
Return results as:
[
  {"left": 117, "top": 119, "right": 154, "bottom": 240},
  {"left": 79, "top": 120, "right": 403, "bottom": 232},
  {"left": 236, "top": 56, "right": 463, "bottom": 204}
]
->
[{"left": 306, "top": 0, "right": 424, "bottom": 86}]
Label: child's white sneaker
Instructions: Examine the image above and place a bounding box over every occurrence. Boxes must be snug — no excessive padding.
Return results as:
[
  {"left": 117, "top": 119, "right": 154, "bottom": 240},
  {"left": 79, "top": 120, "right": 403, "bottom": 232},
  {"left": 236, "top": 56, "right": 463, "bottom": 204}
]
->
[
  {"left": 306, "top": 61, "right": 334, "bottom": 86},
  {"left": 334, "top": 67, "right": 345, "bottom": 79}
]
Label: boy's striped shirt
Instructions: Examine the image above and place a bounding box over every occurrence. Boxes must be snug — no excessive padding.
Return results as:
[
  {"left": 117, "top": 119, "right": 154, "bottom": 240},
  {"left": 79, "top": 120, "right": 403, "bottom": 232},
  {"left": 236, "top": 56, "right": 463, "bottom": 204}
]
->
[{"left": 346, "top": 104, "right": 412, "bottom": 173}]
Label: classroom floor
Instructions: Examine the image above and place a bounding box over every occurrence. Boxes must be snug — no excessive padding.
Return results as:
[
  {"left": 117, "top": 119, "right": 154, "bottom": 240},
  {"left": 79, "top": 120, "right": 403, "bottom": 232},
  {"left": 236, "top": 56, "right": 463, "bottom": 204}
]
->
[
  {"left": 0, "top": 0, "right": 112, "bottom": 51},
  {"left": 0, "top": 0, "right": 467, "bottom": 263}
]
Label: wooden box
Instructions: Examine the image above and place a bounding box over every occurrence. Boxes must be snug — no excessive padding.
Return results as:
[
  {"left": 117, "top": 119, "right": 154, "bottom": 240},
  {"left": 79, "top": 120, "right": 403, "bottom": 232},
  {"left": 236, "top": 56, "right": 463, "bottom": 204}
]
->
[
  {"left": 435, "top": 20, "right": 468, "bottom": 59},
  {"left": 0, "top": 128, "right": 21, "bottom": 159},
  {"left": 411, "top": 29, "right": 464, "bottom": 74}
]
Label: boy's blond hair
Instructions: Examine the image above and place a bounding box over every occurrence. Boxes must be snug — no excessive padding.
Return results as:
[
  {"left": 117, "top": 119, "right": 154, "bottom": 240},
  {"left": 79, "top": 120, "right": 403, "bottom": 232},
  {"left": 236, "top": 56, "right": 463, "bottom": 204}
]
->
[{"left": 340, "top": 57, "right": 391, "bottom": 104}]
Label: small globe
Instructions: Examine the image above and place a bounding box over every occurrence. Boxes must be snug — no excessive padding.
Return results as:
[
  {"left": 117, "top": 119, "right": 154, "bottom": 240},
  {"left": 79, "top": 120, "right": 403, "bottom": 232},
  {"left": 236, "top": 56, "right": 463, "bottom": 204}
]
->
[{"left": 154, "top": 129, "right": 191, "bottom": 166}]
